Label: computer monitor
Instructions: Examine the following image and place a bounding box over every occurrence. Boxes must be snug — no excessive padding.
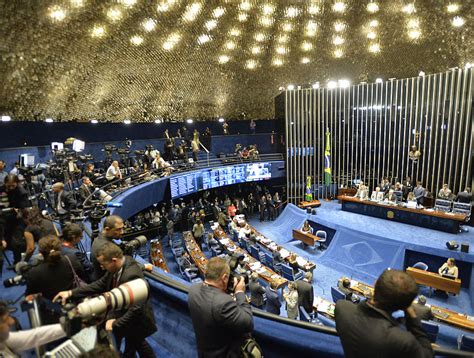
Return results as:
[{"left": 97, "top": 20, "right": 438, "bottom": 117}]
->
[
  {"left": 72, "top": 139, "right": 85, "bottom": 152},
  {"left": 19, "top": 154, "right": 34, "bottom": 167},
  {"left": 51, "top": 142, "right": 64, "bottom": 151}
]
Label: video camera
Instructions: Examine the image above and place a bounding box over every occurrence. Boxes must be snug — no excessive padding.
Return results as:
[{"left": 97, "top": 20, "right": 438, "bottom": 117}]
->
[
  {"left": 103, "top": 145, "right": 117, "bottom": 153},
  {"left": 119, "top": 235, "right": 147, "bottom": 256},
  {"left": 3, "top": 255, "right": 43, "bottom": 287},
  {"left": 226, "top": 254, "right": 249, "bottom": 293}
]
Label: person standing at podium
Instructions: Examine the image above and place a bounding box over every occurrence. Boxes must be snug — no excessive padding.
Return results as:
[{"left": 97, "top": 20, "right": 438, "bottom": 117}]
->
[
  {"left": 301, "top": 221, "right": 313, "bottom": 234},
  {"left": 438, "top": 258, "right": 458, "bottom": 279}
]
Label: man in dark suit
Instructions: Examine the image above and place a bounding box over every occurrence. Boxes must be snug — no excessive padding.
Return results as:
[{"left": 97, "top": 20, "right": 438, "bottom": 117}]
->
[
  {"left": 457, "top": 187, "right": 472, "bottom": 204},
  {"left": 413, "top": 295, "right": 434, "bottom": 321},
  {"left": 296, "top": 272, "right": 315, "bottom": 316},
  {"left": 188, "top": 257, "right": 254, "bottom": 357},
  {"left": 249, "top": 272, "right": 265, "bottom": 309},
  {"left": 52, "top": 182, "right": 77, "bottom": 218},
  {"left": 55, "top": 243, "right": 157, "bottom": 358},
  {"left": 78, "top": 176, "right": 94, "bottom": 204},
  {"left": 91, "top": 215, "right": 124, "bottom": 279},
  {"left": 265, "top": 281, "right": 281, "bottom": 315},
  {"left": 335, "top": 269, "right": 433, "bottom": 358},
  {"left": 338, "top": 278, "right": 360, "bottom": 304}
]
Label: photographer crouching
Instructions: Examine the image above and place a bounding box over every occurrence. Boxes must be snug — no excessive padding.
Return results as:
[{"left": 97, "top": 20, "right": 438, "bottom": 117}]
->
[{"left": 54, "top": 243, "right": 157, "bottom": 357}]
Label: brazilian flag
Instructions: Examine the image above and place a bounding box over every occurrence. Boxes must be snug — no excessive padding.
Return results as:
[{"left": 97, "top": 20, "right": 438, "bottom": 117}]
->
[{"left": 324, "top": 130, "right": 332, "bottom": 185}]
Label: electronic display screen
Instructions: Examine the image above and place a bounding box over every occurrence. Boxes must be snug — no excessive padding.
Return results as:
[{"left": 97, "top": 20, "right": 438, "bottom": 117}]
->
[{"left": 170, "top": 162, "right": 274, "bottom": 199}]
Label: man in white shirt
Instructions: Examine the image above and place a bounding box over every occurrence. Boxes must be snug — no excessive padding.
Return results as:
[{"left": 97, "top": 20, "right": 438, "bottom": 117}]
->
[
  {"left": 106, "top": 161, "right": 122, "bottom": 181},
  {"left": 0, "top": 301, "right": 66, "bottom": 357}
]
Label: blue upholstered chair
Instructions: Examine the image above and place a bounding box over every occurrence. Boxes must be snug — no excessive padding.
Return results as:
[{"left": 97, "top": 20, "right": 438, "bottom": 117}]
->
[
  {"left": 412, "top": 262, "right": 429, "bottom": 271},
  {"left": 331, "top": 286, "right": 347, "bottom": 303},
  {"left": 262, "top": 251, "right": 274, "bottom": 269},
  {"left": 280, "top": 263, "right": 304, "bottom": 281},
  {"left": 421, "top": 320, "right": 439, "bottom": 343},
  {"left": 250, "top": 245, "right": 260, "bottom": 259},
  {"left": 315, "top": 230, "right": 327, "bottom": 250},
  {"left": 458, "top": 334, "right": 474, "bottom": 352}
]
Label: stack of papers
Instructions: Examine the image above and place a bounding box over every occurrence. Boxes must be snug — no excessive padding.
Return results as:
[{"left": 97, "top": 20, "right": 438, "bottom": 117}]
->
[
  {"left": 296, "top": 257, "right": 308, "bottom": 267},
  {"left": 280, "top": 249, "right": 290, "bottom": 259},
  {"left": 256, "top": 267, "right": 266, "bottom": 274},
  {"left": 249, "top": 262, "right": 262, "bottom": 271},
  {"left": 219, "top": 238, "right": 229, "bottom": 245}
]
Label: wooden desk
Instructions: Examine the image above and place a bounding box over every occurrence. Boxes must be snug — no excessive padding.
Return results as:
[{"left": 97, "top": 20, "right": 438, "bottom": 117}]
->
[
  {"left": 212, "top": 226, "right": 288, "bottom": 289},
  {"left": 298, "top": 200, "right": 321, "bottom": 209},
  {"left": 247, "top": 224, "right": 316, "bottom": 272},
  {"left": 406, "top": 267, "right": 461, "bottom": 294},
  {"left": 338, "top": 195, "right": 467, "bottom": 233},
  {"left": 150, "top": 240, "right": 169, "bottom": 273},
  {"left": 183, "top": 231, "right": 208, "bottom": 275},
  {"left": 341, "top": 277, "right": 474, "bottom": 332},
  {"left": 313, "top": 296, "right": 336, "bottom": 319},
  {"left": 292, "top": 229, "right": 320, "bottom": 246}
]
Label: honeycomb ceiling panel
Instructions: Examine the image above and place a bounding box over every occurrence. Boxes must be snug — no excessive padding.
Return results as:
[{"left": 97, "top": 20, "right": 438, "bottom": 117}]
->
[{"left": 0, "top": 0, "right": 472, "bottom": 122}]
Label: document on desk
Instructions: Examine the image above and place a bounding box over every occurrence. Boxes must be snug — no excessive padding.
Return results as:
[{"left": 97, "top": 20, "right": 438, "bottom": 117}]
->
[
  {"left": 219, "top": 238, "right": 229, "bottom": 245},
  {"left": 296, "top": 257, "right": 308, "bottom": 267},
  {"left": 349, "top": 280, "right": 358, "bottom": 288},
  {"left": 280, "top": 249, "right": 290, "bottom": 259},
  {"left": 249, "top": 262, "right": 262, "bottom": 271}
]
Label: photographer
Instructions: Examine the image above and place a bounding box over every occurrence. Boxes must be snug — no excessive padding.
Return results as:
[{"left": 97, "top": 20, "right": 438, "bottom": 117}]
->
[
  {"left": 26, "top": 236, "right": 85, "bottom": 323},
  {"left": 52, "top": 182, "right": 77, "bottom": 219},
  {"left": 54, "top": 243, "right": 157, "bottom": 358},
  {"left": 91, "top": 215, "right": 124, "bottom": 279},
  {"left": 61, "top": 223, "right": 93, "bottom": 282},
  {"left": 0, "top": 301, "right": 66, "bottom": 357},
  {"left": 188, "top": 257, "right": 254, "bottom": 357}
]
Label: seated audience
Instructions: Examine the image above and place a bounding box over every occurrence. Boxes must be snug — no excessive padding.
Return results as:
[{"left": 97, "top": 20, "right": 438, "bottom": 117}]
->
[
  {"left": 178, "top": 252, "right": 199, "bottom": 275},
  {"left": 384, "top": 189, "right": 398, "bottom": 203},
  {"left": 105, "top": 160, "right": 122, "bottom": 181},
  {"left": 335, "top": 269, "right": 433, "bottom": 358},
  {"left": 413, "top": 295, "right": 434, "bottom": 321},
  {"left": 438, "top": 183, "right": 453, "bottom": 200},
  {"left": 283, "top": 282, "right": 299, "bottom": 319},
  {"left": 438, "top": 257, "right": 458, "bottom": 279},
  {"left": 265, "top": 281, "right": 281, "bottom": 315},
  {"left": 249, "top": 273, "right": 266, "bottom": 309},
  {"left": 338, "top": 278, "right": 360, "bottom": 303}
]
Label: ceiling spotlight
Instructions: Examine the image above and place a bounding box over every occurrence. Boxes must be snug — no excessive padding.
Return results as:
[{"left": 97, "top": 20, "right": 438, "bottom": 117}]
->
[
  {"left": 182, "top": 3, "right": 202, "bottom": 23},
  {"left": 259, "top": 16, "right": 273, "bottom": 27},
  {"left": 254, "top": 33, "right": 265, "bottom": 42},
  {"left": 130, "top": 35, "right": 144, "bottom": 46},
  {"left": 327, "top": 81, "right": 338, "bottom": 89},
  {"left": 367, "top": 2, "right": 379, "bottom": 13},
  {"left": 334, "top": 21, "right": 346, "bottom": 32},
  {"left": 333, "top": 1, "right": 346, "bottom": 13},
  {"left": 124, "top": 119, "right": 131, "bottom": 124},
  {"left": 205, "top": 20, "right": 218, "bottom": 31},
  {"left": 408, "top": 29, "right": 421, "bottom": 40},
  {"left": 333, "top": 49, "right": 344, "bottom": 58},
  {"left": 277, "top": 35, "right": 288, "bottom": 43},
  {"left": 49, "top": 6, "right": 67, "bottom": 21},
  {"left": 163, "top": 32, "right": 181, "bottom": 50},
  {"left": 263, "top": 4, "right": 275, "bottom": 15},
  {"left": 238, "top": 13, "right": 248, "bottom": 22},
  {"left": 45, "top": 118, "right": 54, "bottom": 123},
  {"left": 197, "top": 34, "right": 211, "bottom": 45},
  {"left": 375, "top": 78, "right": 383, "bottom": 83},
  {"left": 312, "top": 82, "right": 320, "bottom": 89},
  {"left": 285, "top": 6, "right": 299, "bottom": 18},
  {"left": 301, "top": 42, "right": 312, "bottom": 51},
  {"left": 251, "top": 46, "right": 261, "bottom": 55},
  {"left": 333, "top": 36, "right": 345, "bottom": 45},
  {"left": 273, "top": 58, "right": 284, "bottom": 67},
  {"left": 186, "top": 118, "right": 193, "bottom": 124},
  {"left": 157, "top": 1, "right": 171, "bottom": 13},
  {"left": 305, "top": 21, "right": 318, "bottom": 37},
  {"left": 91, "top": 25, "right": 106, "bottom": 38},
  {"left": 308, "top": 4, "right": 320, "bottom": 14},
  {"left": 218, "top": 117, "right": 225, "bottom": 123},
  {"left": 287, "top": 84, "right": 295, "bottom": 90},
  {"left": 225, "top": 41, "right": 236, "bottom": 50},
  {"left": 246, "top": 59, "right": 258, "bottom": 69},
  {"left": 229, "top": 28, "right": 241, "bottom": 36},
  {"left": 402, "top": 3, "right": 416, "bottom": 14},
  {"left": 452, "top": 16, "right": 465, "bottom": 27},
  {"left": 106, "top": 7, "right": 122, "bottom": 22},
  {"left": 418, "top": 71, "right": 425, "bottom": 77},
  {"left": 70, "top": 0, "right": 84, "bottom": 8},
  {"left": 368, "top": 43, "right": 381, "bottom": 53},
  {"left": 1, "top": 115, "right": 11, "bottom": 122},
  {"left": 369, "top": 19, "right": 379, "bottom": 28},
  {"left": 278, "top": 86, "right": 285, "bottom": 91},
  {"left": 301, "top": 57, "right": 310, "bottom": 64},
  {"left": 339, "top": 79, "right": 350, "bottom": 88},
  {"left": 282, "top": 23, "right": 293, "bottom": 32},
  {"left": 239, "top": 1, "right": 251, "bottom": 11},
  {"left": 367, "top": 31, "right": 377, "bottom": 39},
  {"left": 447, "top": 3, "right": 460, "bottom": 13},
  {"left": 90, "top": 119, "right": 98, "bottom": 124},
  {"left": 407, "top": 18, "right": 420, "bottom": 29},
  {"left": 121, "top": 0, "right": 136, "bottom": 7},
  {"left": 218, "top": 55, "right": 230, "bottom": 64},
  {"left": 465, "top": 63, "right": 473, "bottom": 69},
  {"left": 142, "top": 18, "right": 156, "bottom": 32},
  {"left": 213, "top": 7, "right": 225, "bottom": 18},
  {"left": 154, "top": 119, "right": 162, "bottom": 124},
  {"left": 276, "top": 46, "right": 287, "bottom": 55}
]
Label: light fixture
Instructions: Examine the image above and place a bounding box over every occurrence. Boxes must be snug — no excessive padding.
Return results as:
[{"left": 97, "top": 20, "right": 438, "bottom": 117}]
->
[
  {"left": 130, "top": 35, "right": 144, "bottom": 46},
  {"left": 124, "top": 119, "right": 131, "bottom": 124},
  {"left": 1, "top": 115, "right": 11, "bottom": 122},
  {"left": 402, "top": 3, "right": 415, "bottom": 14},
  {"left": 246, "top": 59, "right": 258, "bottom": 69},
  {"left": 465, "top": 63, "right": 473, "bottom": 69},
  {"left": 205, "top": 20, "right": 218, "bottom": 31},
  {"left": 368, "top": 43, "right": 381, "bottom": 53},
  {"left": 407, "top": 18, "right": 420, "bottom": 29},
  {"left": 282, "top": 23, "right": 293, "bottom": 32},
  {"left": 276, "top": 46, "right": 286, "bottom": 55},
  {"left": 239, "top": 1, "right": 251, "bottom": 11},
  {"left": 163, "top": 32, "right": 181, "bottom": 50},
  {"left": 277, "top": 35, "right": 288, "bottom": 43},
  {"left": 333, "top": 1, "right": 346, "bottom": 13},
  {"left": 90, "top": 119, "right": 98, "bottom": 124},
  {"left": 312, "top": 82, "right": 320, "bottom": 89},
  {"left": 305, "top": 21, "right": 318, "bottom": 37},
  {"left": 452, "top": 16, "right": 465, "bottom": 27},
  {"left": 334, "top": 21, "right": 346, "bottom": 32},
  {"left": 301, "top": 42, "right": 312, "bottom": 51},
  {"left": 308, "top": 4, "right": 320, "bottom": 15},
  {"left": 155, "top": 119, "right": 162, "bottom": 124},
  {"left": 447, "top": 3, "right": 460, "bottom": 13},
  {"left": 272, "top": 58, "right": 283, "bottom": 67},
  {"left": 287, "top": 84, "right": 295, "bottom": 90},
  {"left": 301, "top": 57, "right": 310, "bottom": 64},
  {"left": 121, "top": 0, "right": 136, "bottom": 7},
  {"left": 408, "top": 29, "right": 421, "bottom": 40},
  {"left": 182, "top": 3, "right": 202, "bottom": 22},
  {"left": 197, "top": 34, "right": 211, "bottom": 45},
  {"left": 375, "top": 78, "right": 383, "bottom": 83},
  {"left": 418, "top": 71, "right": 425, "bottom": 77},
  {"left": 259, "top": 16, "right": 273, "bottom": 27},
  {"left": 254, "top": 33, "right": 265, "bottom": 42},
  {"left": 251, "top": 46, "right": 261, "bottom": 55},
  {"left": 367, "top": 31, "right": 377, "bottom": 39},
  {"left": 91, "top": 25, "right": 106, "bottom": 38},
  {"left": 70, "top": 0, "right": 84, "bottom": 8},
  {"left": 218, "top": 117, "right": 225, "bottom": 123},
  {"left": 157, "top": 1, "right": 172, "bottom": 13},
  {"left": 238, "top": 13, "right": 248, "bottom": 22},
  {"left": 186, "top": 118, "right": 193, "bottom": 124},
  {"left": 285, "top": 6, "right": 299, "bottom": 18},
  {"left": 333, "top": 36, "right": 345, "bottom": 45},
  {"left": 218, "top": 55, "right": 230, "bottom": 64},
  {"left": 369, "top": 19, "right": 379, "bottom": 28},
  {"left": 45, "top": 118, "right": 54, "bottom": 123},
  {"left": 327, "top": 81, "right": 338, "bottom": 89},
  {"left": 339, "top": 79, "right": 350, "bottom": 88},
  {"left": 225, "top": 41, "right": 236, "bottom": 50},
  {"left": 106, "top": 7, "right": 122, "bottom": 22},
  {"left": 334, "top": 49, "right": 344, "bottom": 58},
  {"left": 142, "top": 18, "right": 156, "bottom": 32},
  {"left": 263, "top": 4, "right": 274, "bottom": 15},
  {"left": 367, "top": 2, "right": 379, "bottom": 13},
  {"left": 229, "top": 28, "right": 241, "bottom": 36},
  {"left": 49, "top": 6, "right": 66, "bottom": 21},
  {"left": 213, "top": 7, "right": 225, "bottom": 18}
]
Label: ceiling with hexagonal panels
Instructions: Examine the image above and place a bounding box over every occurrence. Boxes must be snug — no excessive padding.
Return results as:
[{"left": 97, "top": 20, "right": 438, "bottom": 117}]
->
[{"left": 0, "top": 0, "right": 472, "bottom": 122}]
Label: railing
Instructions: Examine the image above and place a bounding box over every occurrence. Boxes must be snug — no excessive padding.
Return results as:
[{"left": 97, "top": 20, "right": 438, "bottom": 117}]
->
[
  {"left": 198, "top": 141, "right": 210, "bottom": 167},
  {"left": 143, "top": 269, "right": 474, "bottom": 357}
]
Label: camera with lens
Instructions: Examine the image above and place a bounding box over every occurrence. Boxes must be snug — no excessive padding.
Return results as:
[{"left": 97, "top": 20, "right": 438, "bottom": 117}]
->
[
  {"left": 226, "top": 254, "right": 249, "bottom": 294},
  {"left": 78, "top": 154, "right": 93, "bottom": 163},
  {"left": 3, "top": 255, "right": 43, "bottom": 287},
  {"left": 119, "top": 235, "right": 148, "bottom": 256},
  {"left": 117, "top": 148, "right": 130, "bottom": 155},
  {"left": 103, "top": 145, "right": 117, "bottom": 152}
]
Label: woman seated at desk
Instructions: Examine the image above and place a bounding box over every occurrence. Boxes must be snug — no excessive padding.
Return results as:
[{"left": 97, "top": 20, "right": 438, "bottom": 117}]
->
[
  {"left": 438, "top": 258, "right": 459, "bottom": 279},
  {"left": 301, "top": 220, "right": 313, "bottom": 234}
]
